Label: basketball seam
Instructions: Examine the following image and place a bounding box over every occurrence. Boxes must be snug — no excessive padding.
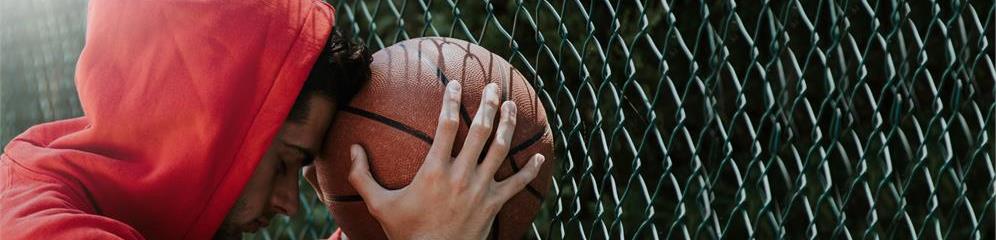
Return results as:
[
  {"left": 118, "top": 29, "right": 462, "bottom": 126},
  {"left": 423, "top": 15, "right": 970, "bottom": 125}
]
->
[
  {"left": 400, "top": 42, "right": 474, "bottom": 128},
  {"left": 507, "top": 130, "right": 548, "bottom": 200},
  {"left": 341, "top": 106, "right": 433, "bottom": 144},
  {"left": 330, "top": 195, "right": 363, "bottom": 202},
  {"left": 509, "top": 129, "right": 546, "bottom": 156}
]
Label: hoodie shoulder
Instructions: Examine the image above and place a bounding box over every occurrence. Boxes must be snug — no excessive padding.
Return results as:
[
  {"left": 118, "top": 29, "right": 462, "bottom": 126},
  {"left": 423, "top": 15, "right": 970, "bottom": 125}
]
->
[{"left": 0, "top": 156, "right": 143, "bottom": 239}]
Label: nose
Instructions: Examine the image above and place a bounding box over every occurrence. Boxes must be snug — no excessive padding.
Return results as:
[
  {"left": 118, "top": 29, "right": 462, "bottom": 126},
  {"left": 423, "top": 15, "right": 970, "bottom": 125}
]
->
[{"left": 271, "top": 176, "right": 300, "bottom": 217}]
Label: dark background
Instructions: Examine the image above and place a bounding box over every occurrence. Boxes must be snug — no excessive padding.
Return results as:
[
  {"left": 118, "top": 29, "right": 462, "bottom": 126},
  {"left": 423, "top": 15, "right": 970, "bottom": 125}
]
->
[{"left": 2, "top": 0, "right": 994, "bottom": 239}]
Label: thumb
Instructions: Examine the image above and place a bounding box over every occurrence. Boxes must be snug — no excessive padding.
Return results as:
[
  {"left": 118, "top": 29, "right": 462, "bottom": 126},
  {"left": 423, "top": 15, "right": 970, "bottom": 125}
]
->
[{"left": 348, "top": 144, "right": 387, "bottom": 201}]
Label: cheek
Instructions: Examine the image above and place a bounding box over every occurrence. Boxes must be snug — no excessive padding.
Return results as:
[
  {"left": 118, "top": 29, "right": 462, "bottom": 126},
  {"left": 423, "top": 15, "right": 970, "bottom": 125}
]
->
[
  {"left": 234, "top": 183, "right": 271, "bottom": 218},
  {"left": 232, "top": 159, "right": 278, "bottom": 221},
  {"left": 230, "top": 187, "right": 270, "bottom": 223},
  {"left": 226, "top": 194, "right": 255, "bottom": 224}
]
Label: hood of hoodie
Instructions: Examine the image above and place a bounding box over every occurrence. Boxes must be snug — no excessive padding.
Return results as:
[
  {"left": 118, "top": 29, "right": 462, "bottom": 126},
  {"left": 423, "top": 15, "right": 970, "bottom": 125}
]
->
[{"left": 2, "top": 0, "right": 334, "bottom": 238}]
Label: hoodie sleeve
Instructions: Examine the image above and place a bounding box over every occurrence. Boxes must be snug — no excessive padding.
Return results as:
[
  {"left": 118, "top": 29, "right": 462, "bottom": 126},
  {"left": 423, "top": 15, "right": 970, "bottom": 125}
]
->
[{"left": 0, "top": 156, "right": 144, "bottom": 239}]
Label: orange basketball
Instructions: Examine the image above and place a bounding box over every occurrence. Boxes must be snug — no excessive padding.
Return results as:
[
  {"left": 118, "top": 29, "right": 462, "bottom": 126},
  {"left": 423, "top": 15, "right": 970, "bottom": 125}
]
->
[{"left": 315, "top": 37, "right": 555, "bottom": 240}]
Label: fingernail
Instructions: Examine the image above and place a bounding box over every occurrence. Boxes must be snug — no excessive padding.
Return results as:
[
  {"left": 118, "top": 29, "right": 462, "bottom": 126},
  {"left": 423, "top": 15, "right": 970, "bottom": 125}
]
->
[
  {"left": 448, "top": 81, "right": 461, "bottom": 94},
  {"left": 485, "top": 83, "right": 498, "bottom": 100},
  {"left": 506, "top": 101, "right": 517, "bottom": 119},
  {"left": 501, "top": 102, "right": 511, "bottom": 116},
  {"left": 534, "top": 154, "right": 545, "bottom": 167}
]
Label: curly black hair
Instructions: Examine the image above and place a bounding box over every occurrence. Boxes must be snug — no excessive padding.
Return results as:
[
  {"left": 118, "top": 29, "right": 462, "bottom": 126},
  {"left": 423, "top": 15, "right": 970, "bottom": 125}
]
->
[{"left": 287, "top": 28, "right": 372, "bottom": 122}]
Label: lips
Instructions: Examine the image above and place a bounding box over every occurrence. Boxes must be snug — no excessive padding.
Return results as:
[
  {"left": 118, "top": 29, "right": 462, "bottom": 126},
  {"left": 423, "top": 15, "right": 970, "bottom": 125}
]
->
[
  {"left": 258, "top": 218, "right": 271, "bottom": 227},
  {"left": 245, "top": 218, "right": 271, "bottom": 233},
  {"left": 255, "top": 218, "right": 271, "bottom": 229}
]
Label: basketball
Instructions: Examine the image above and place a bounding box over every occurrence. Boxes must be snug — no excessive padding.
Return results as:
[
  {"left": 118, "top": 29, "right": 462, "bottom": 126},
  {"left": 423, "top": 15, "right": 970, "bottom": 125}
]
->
[{"left": 315, "top": 37, "right": 555, "bottom": 240}]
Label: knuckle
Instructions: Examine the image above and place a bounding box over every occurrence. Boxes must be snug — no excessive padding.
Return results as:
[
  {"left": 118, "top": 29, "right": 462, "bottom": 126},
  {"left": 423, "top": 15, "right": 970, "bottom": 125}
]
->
[
  {"left": 471, "top": 122, "right": 493, "bottom": 136},
  {"left": 428, "top": 164, "right": 453, "bottom": 181},
  {"left": 513, "top": 175, "right": 532, "bottom": 187},
  {"left": 491, "top": 140, "right": 510, "bottom": 152},
  {"left": 525, "top": 169, "right": 540, "bottom": 180},
  {"left": 484, "top": 200, "right": 502, "bottom": 214},
  {"left": 487, "top": 96, "right": 500, "bottom": 108},
  {"left": 502, "top": 117, "right": 516, "bottom": 128},
  {"left": 487, "top": 189, "right": 510, "bottom": 208},
  {"left": 424, "top": 167, "right": 444, "bottom": 181},
  {"left": 441, "top": 117, "right": 459, "bottom": 128},
  {"left": 450, "top": 175, "right": 470, "bottom": 190},
  {"left": 471, "top": 185, "right": 490, "bottom": 204}
]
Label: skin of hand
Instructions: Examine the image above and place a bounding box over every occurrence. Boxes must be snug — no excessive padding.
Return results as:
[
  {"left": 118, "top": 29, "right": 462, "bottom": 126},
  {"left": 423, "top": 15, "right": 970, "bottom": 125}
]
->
[{"left": 347, "top": 81, "right": 545, "bottom": 240}]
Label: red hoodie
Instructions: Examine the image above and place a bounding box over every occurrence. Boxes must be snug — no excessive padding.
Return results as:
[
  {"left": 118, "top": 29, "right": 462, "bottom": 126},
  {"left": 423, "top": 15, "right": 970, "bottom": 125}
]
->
[{"left": 0, "top": 0, "right": 335, "bottom": 238}]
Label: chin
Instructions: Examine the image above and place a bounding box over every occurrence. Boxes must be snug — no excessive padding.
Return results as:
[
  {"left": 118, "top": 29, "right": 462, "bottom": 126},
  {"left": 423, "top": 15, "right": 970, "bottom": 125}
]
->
[
  {"left": 214, "top": 218, "right": 257, "bottom": 240},
  {"left": 212, "top": 225, "right": 243, "bottom": 240}
]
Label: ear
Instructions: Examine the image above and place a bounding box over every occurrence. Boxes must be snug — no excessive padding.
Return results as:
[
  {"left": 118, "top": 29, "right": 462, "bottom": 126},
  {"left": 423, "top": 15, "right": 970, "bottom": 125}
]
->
[{"left": 302, "top": 165, "right": 326, "bottom": 203}]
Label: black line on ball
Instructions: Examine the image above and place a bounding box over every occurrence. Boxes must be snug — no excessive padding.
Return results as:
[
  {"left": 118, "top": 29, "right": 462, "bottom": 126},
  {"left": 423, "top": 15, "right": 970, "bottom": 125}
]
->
[
  {"left": 341, "top": 106, "right": 433, "bottom": 144},
  {"left": 510, "top": 130, "right": 545, "bottom": 156},
  {"left": 506, "top": 130, "right": 547, "bottom": 200},
  {"left": 507, "top": 155, "right": 546, "bottom": 201},
  {"left": 330, "top": 195, "right": 363, "bottom": 202},
  {"left": 436, "top": 68, "right": 474, "bottom": 127}
]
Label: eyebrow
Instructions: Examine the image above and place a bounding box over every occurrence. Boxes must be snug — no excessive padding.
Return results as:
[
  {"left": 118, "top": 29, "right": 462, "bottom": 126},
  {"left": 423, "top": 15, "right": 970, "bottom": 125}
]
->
[{"left": 282, "top": 141, "right": 316, "bottom": 166}]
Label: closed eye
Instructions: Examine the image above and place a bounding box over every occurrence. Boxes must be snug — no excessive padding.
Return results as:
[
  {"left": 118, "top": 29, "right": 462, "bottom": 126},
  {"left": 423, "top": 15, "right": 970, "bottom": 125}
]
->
[
  {"left": 282, "top": 142, "right": 316, "bottom": 166},
  {"left": 276, "top": 159, "right": 288, "bottom": 176}
]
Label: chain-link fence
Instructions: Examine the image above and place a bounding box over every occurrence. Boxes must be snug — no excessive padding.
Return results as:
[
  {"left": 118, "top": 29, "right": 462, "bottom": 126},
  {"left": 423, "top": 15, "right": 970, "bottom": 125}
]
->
[{"left": 2, "top": 0, "right": 994, "bottom": 239}]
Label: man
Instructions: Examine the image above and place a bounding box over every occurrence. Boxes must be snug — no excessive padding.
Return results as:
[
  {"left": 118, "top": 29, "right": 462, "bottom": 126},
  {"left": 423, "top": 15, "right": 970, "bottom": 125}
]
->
[{"left": 0, "top": 0, "right": 543, "bottom": 239}]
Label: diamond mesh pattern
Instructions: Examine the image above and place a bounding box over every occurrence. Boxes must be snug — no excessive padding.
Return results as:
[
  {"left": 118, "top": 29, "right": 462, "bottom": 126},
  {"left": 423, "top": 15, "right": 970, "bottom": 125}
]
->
[{"left": 1, "top": 0, "right": 993, "bottom": 239}]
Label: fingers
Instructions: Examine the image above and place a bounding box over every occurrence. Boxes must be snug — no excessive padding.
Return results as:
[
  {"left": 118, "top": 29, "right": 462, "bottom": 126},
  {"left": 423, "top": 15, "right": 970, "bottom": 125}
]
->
[
  {"left": 477, "top": 101, "right": 516, "bottom": 182},
  {"left": 425, "top": 81, "right": 462, "bottom": 168},
  {"left": 453, "top": 83, "right": 500, "bottom": 176},
  {"left": 494, "top": 154, "right": 545, "bottom": 201},
  {"left": 348, "top": 144, "right": 388, "bottom": 201}
]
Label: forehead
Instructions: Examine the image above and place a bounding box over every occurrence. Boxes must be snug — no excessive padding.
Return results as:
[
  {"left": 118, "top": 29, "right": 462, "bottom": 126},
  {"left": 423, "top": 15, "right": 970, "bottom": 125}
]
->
[{"left": 279, "top": 95, "right": 337, "bottom": 146}]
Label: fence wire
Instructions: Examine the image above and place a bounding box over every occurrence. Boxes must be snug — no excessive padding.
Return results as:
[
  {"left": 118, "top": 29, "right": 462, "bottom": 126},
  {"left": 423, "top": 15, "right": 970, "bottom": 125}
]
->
[{"left": 1, "top": 0, "right": 994, "bottom": 239}]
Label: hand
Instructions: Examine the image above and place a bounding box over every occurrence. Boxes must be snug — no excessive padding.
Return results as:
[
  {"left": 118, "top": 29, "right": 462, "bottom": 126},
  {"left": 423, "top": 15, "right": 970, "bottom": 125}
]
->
[{"left": 347, "top": 81, "right": 545, "bottom": 240}]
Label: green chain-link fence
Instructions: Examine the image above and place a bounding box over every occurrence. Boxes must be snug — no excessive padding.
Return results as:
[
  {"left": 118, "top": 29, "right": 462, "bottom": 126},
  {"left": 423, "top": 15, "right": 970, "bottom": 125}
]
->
[{"left": 2, "top": 0, "right": 994, "bottom": 239}]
